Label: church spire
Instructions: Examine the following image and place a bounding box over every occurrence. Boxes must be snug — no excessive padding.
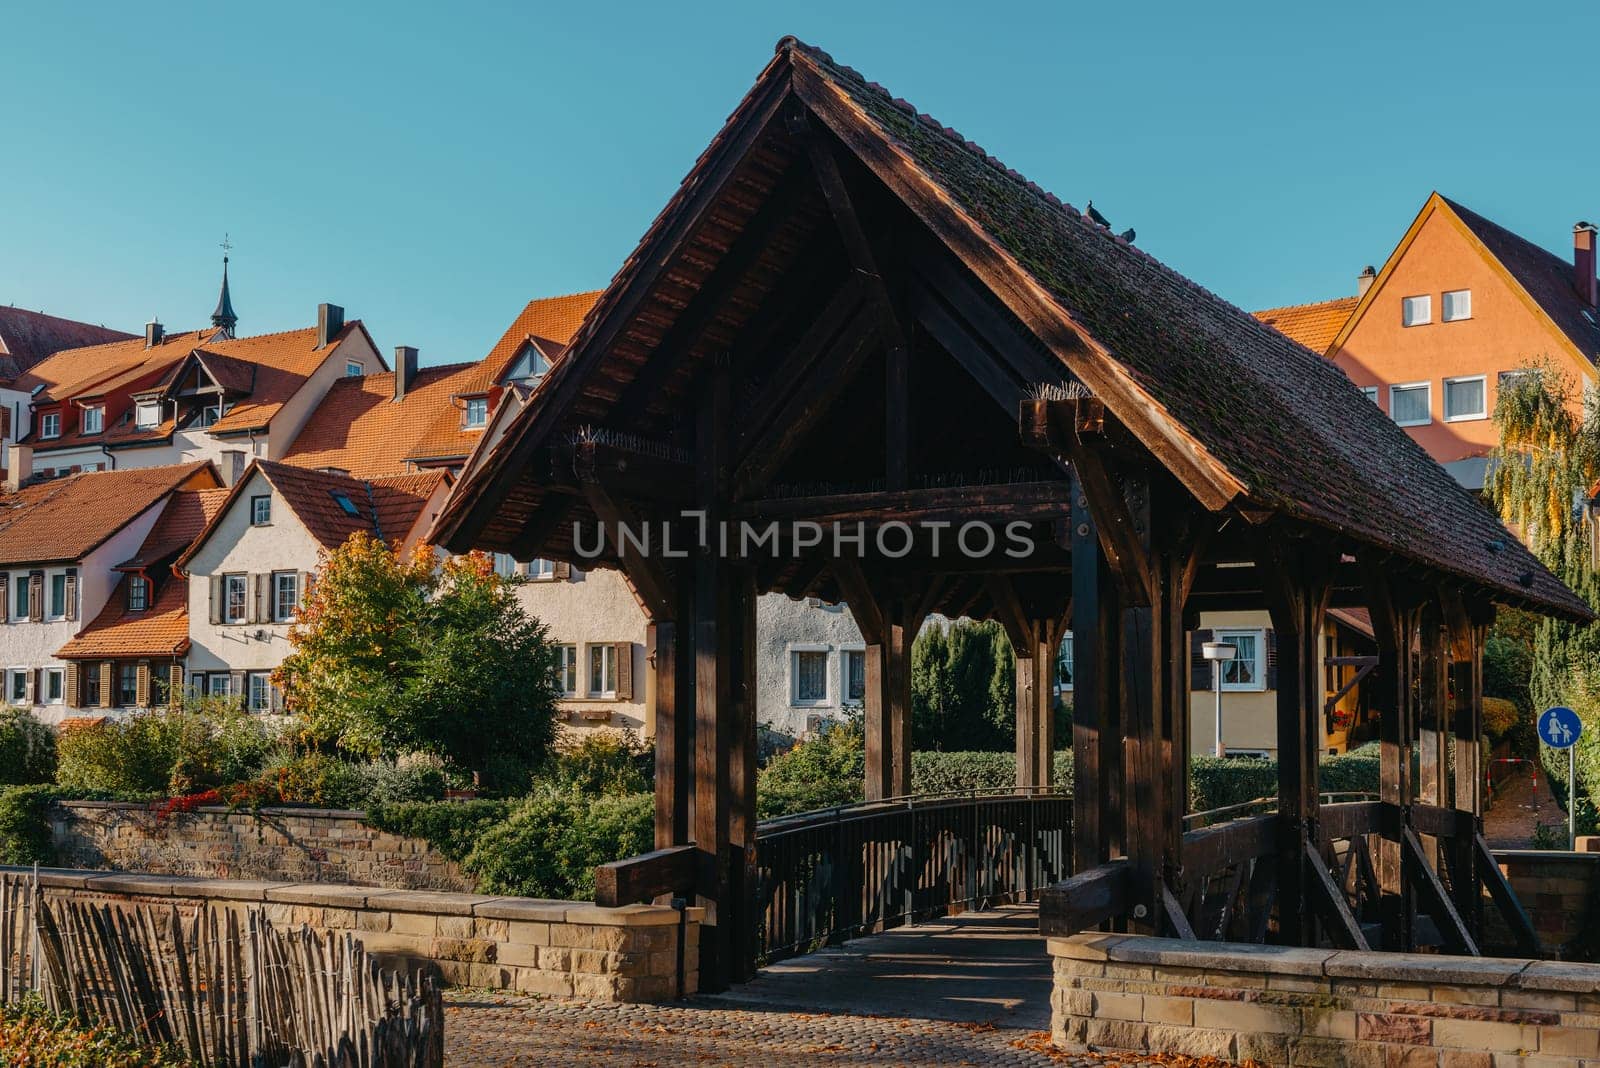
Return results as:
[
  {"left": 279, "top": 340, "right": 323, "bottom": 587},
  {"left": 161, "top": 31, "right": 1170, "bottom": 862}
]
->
[{"left": 211, "top": 235, "right": 238, "bottom": 338}]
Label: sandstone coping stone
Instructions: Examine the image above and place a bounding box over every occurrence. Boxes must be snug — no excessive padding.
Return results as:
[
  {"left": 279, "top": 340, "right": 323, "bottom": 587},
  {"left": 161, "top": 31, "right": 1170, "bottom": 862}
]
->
[
  {"left": 473, "top": 898, "right": 575, "bottom": 922},
  {"left": 1107, "top": 937, "right": 1336, "bottom": 977},
  {"left": 1518, "top": 961, "right": 1600, "bottom": 993},
  {"left": 1324, "top": 951, "right": 1530, "bottom": 986},
  {"left": 178, "top": 880, "right": 296, "bottom": 902},
  {"left": 369, "top": 890, "right": 497, "bottom": 916},
  {"left": 564, "top": 904, "right": 691, "bottom": 927},
  {"left": 24, "top": 868, "right": 111, "bottom": 890},
  {"left": 85, "top": 873, "right": 208, "bottom": 896},
  {"left": 265, "top": 883, "right": 379, "bottom": 909},
  {"left": 1047, "top": 934, "right": 1129, "bottom": 961}
]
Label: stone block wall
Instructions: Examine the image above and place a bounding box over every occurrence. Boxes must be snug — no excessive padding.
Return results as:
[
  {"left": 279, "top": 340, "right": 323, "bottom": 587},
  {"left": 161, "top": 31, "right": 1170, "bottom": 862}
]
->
[
  {"left": 12, "top": 866, "right": 700, "bottom": 1003},
  {"left": 1493, "top": 850, "right": 1600, "bottom": 959},
  {"left": 1051, "top": 933, "right": 1600, "bottom": 1067},
  {"left": 50, "top": 802, "right": 469, "bottom": 891}
]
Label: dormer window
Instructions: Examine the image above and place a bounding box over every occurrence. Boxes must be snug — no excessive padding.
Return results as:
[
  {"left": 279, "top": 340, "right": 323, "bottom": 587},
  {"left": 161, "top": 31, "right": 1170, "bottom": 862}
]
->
[
  {"left": 345, "top": 361, "right": 363, "bottom": 377},
  {"left": 81, "top": 406, "right": 103, "bottom": 435},
  {"left": 331, "top": 492, "right": 361, "bottom": 517},
  {"left": 504, "top": 343, "right": 550, "bottom": 386},
  {"left": 128, "top": 576, "right": 149, "bottom": 612},
  {"left": 463, "top": 397, "right": 488, "bottom": 429},
  {"left": 196, "top": 402, "right": 231, "bottom": 429},
  {"left": 39, "top": 412, "right": 60, "bottom": 439},
  {"left": 135, "top": 401, "right": 162, "bottom": 429}
]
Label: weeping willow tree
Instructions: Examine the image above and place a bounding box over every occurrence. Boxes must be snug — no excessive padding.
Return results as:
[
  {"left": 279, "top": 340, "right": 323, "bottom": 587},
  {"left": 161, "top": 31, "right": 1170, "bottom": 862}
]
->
[
  {"left": 1488, "top": 360, "right": 1600, "bottom": 699},
  {"left": 1488, "top": 359, "right": 1600, "bottom": 829}
]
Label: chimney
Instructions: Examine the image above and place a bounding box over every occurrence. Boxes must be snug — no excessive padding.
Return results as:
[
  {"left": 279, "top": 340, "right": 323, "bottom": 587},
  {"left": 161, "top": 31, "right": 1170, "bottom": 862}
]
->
[
  {"left": 394, "top": 346, "right": 419, "bottom": 402},
  {"left": 1357, "top": 265, "right": 1378, "bottom": 298},
  {"left": 145, "top": 319, "right": 164, "bottom": 348},
  {"left": 1575, "top": 223, "right": 1598, "bottom": 308},
  {"left": 220, "top": 450, "right": 245, "bottom": 487},
  {"left": 316, "top": 303, "right": 345, "bottom": 348},
  {"left": 5, "top": 444, "right": 32, "bottom": 493}
]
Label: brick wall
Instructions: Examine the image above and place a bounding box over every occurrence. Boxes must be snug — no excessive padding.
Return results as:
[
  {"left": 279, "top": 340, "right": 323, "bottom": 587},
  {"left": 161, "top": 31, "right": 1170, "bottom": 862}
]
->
[
  {"left": 50, "top": 802, "right": 471, "bottom": 891},
  {"left": 11, "top": 866, "right": 700, "bottom": 1002},
  {"left": 1493, "top": 850, "right": 1600, "bottom": 959},
  {"left": 1051, "top": 933, "right": 1600, "bottom": 1067}
]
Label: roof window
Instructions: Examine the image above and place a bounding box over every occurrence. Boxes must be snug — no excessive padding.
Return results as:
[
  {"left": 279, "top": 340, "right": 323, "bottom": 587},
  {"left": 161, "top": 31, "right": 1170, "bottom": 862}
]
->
[{"left": 331, "top": 492, "right": 361, "bottom": 517}]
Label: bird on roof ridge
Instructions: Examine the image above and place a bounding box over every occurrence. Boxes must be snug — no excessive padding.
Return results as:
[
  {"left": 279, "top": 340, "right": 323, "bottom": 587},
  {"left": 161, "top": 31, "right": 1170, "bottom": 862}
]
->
[{"left": 1085, "top": 201, "right": 1111, "bottom": 228}]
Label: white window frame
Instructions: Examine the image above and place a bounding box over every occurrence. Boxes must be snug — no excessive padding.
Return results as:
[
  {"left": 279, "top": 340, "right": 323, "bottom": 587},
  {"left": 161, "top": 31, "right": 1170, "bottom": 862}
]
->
[
  {"left": 1443, "top": 374, "right": 1488, "bottom": 423},
  {"left": 250, "top": 495, "right": 272, "bottom": 525},
  {"left": 223, "top": 574, "right": 248, "bottom": 624},
  {"left": 1389, "top": 381, "right": 1433, "bottom": 428},
  {"left": 271, "top": 572, "right": 298, "bottom": 623},
  {"left": 463, "top": 396, "right": 488, "bottom": 429},
  {"left": 44, "top": 668, "right": 63, "bottom": 705},
  {"left": 528, "top": 558, "right": 555, "bottom": 581},
  {"left": 587, "top": 643, "right": 617, "bottom": 699},
  {"left": 38, "top": 412, "right": 60, "bottom": 439},
  {"left": 246, "top": 672, "right": 272, "bottom": 712},
  {"left": 206, "top": 673, "right": 234, "bottom": 698},
  {"left": 555, "top": 644, "right": 578, "bottom": 697},
  {"left": 81, "top": 406, "right": 103, "bottom": 435},
  {"left": 841, "top": 644, "right": 866, "bottom": 705},
  {"left": 1442, "top": 289, "right": 1472, "bottom": 322},
  {"left": 46, "top": 571, "right": 66, "bottom": 621},
  {"left": 1057, "top": 631, "right": 1075, "bottom": 693},
  {"left": 345, "top": 361, "right": 364, "bottom": 377},
  {"left": 117, "top": 663, "right": 138, "bottom": 707},
  {"left": 128, "top": 575, "right": 149, "bottom": 612},
  {"left": 1360, "top": 385, "right": 1379, "bottom": 404},
  {"left": 1215, "top": 628, "right": 1267, "bottom": 693},
  {"left": 135, "top": 400, "right": 162, "bottom": 429},
  {"left": 7, "top": 669, "right": 27, "bottom": 706},
  {"left": 1401, "top": 294, "right": 1432, "bottom": 327},
  {"left": 789, "top": 644, "right": 831, "bottom": 707},
  {"left": 492, "top": 553, "right": 518, "bottom": 578}
]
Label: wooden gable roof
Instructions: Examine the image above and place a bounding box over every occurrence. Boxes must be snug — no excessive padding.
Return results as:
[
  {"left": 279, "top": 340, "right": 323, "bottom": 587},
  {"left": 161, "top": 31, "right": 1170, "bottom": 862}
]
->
[{"left": 434, "top": 38, "right": 1589, "bottom": 621}]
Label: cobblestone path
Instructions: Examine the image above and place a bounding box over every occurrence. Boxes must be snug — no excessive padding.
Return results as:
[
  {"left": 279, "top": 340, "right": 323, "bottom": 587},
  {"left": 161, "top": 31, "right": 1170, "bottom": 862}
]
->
[{"left": 1484, "top": 760, "right": 1562, "bottom": 848}]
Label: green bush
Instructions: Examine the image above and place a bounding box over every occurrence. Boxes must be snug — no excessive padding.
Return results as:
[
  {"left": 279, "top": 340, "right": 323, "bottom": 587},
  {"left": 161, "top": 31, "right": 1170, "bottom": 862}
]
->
[
  {"left": 756, "top": 721, "right": 865, "bottom": 818},
  {"left": 0, "top": 785, "right": 59, "bottom": 865},
  {"left": 367, "top": 799, "right": 513, "bottom": 862},
  {"left": 1189, "top": 749, "right": 1382, "bottom": 814},
  {"left": 0, "top": 709, "right": 55, "bottom": 785},
  {"left": 545, "top": 731, "right": 652, "bottom": 797},
  {"left": 0, "top": 995, "right": 193, "bottom": 1067},
  {"left": 461, "top": 789, "right": 653, "bottom": 900},
  {"left": 56, "top": 700, "right": 277, "bottom": 797},
  {"left": 266, "top": 750, "right": 453, "bottom": 809}
]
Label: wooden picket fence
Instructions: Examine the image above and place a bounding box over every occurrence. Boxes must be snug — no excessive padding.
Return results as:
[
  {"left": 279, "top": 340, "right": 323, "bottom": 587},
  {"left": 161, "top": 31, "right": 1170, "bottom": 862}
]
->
[{"left": 0, "top": 872, "right": 443, "bottom": 1067}]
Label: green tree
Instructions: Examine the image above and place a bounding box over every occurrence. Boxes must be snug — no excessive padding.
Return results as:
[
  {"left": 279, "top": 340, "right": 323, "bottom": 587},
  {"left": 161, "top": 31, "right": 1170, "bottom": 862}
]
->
[
  {"left": 911, "top": 619, "right": 1013, "bottom": 751},
  {"left": 276, "top": 533, "right": 560, "bottom": 784}
]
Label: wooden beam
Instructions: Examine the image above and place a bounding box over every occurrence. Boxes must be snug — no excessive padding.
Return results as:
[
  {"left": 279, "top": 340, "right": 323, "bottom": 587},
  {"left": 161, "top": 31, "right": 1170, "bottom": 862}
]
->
[
  {"left": 1072, "top": 475, "right": 1122, "bottom": 872},
  {"left": 1305, "top": 840, "right": 1370, "bottom": 950},
  {"left": 1403, "top": 827, "right": 1479, "bottom": 956},
  {"left": 650, "top": 619, "right": 692, "bottom": 849},
  {"left": 1363, "top": 561, "right": 1421, "bottom": 952},
  {"left": 734, "top": 277, "right": 866, "bottom": 451},
  {"left": 731, "top": 479, "right": 1070, "bottom": 524},
  {"left": 831, "top": 558, "right": 883, "bottom": 644},
  {"left": 508, "top": 497, "right": 574, "bottom": 562},
  {"left": 1475, "top": 833, "right": 1540, "bottom": 957},
  {"left": 914, "top": 284, "right": 1028, "bottom": 415},
  {"left": 1038, "top": 860, "right": 1129, "bottom": 936},
  {"left": 984, "top": 575, "right": 1033, "bottom": 652},
  {"left": 594, "top": 845, "right": 696, "bottom": 907},
  {"left": 579, "top": 476, "right": 677, "bottom": 620},
  {"left": 731, "top": 306, "right": 879, "bottom": 499},
  {"left": 1161, "top": 882, "right": 1198, "bottom": 940}
]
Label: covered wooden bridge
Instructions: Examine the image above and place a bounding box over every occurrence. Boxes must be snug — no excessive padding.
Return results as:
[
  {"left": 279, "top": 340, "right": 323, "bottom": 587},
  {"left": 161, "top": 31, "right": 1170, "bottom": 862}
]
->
[{"left": 432, "top": 38, "right": 1590, "bottom": 990}]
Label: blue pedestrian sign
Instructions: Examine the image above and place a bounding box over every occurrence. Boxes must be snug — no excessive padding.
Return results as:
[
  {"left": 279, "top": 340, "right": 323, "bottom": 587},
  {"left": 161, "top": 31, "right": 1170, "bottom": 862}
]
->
[{"left": 1539, "top": 706, "right": 1582, "bottom": 750}]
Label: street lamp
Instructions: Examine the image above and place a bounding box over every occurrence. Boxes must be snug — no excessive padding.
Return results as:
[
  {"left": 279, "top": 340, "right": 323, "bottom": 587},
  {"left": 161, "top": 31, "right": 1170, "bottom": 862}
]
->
[{"left": 1202, "top": 641, "right": 1238, "bottom": 758}]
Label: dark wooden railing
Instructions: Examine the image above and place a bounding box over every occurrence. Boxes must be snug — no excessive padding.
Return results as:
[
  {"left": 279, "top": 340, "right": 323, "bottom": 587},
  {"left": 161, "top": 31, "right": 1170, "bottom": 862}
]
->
[{"left": 754, "top": 788, "right": 1071, "bottom": 964}]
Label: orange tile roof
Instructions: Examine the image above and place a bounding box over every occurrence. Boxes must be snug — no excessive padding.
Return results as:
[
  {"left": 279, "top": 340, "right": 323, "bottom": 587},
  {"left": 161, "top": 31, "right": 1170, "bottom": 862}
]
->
[
  {"left": 200, "top": 322, "right": 374, "bottom": 434},
  {"left": 179, "top": 461, "right": 447, "bottom": 567},
  {"left": 19, "top": 329, "right": 218, "bottom": 399},
  {"left": 57, "top": 571, "right": 190, "bottom": 659},
  {"left": 0, "top": 307, "right": 133, "bottom": 383},
  {"left": 0, "top": 462, "right": 219, "bottom": 567},
  {"left": 405, "top": 292, "right": 602, "bottom": 465},
  {"left": 1251, "top": 297, "right": 1359, "bottom": 354},
  {"left": 117, "top": 488, "right": 231, "bottom": 568},
  {"left": 281, "top": 362, "right": 483, "bottom": 478}
]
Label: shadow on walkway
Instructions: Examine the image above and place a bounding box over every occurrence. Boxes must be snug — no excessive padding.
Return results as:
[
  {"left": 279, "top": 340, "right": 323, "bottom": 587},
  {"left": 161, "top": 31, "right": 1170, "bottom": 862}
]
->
[
  {"left": 703, "top": 903, "right": 1053, "bottom": 1031},
  {"left": 1484, "top": 763, "right": 1561, "bottom": 849}
]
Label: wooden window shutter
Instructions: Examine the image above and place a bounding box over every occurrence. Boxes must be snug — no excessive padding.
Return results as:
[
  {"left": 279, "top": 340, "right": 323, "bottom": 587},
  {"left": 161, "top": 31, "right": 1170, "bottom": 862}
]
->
[
  {"left": 97, "top": 663, "right": 113, "bottom": 708},
  {"left": 1265, "top": 630, "right": 1278, "bottom": 691},
  {"left": 64, "top": 569, "right": 78, "bottom": 622},
  {"left": 0, "top": 573, "right": 8, "bottom": 620},
  {"left": 27, "top": 571, "right": 42, "bottom": 622},
  {"left": 553, "top": 561, "right": 571, "bottom": 581},
  {"left": 1189, "top": 629, "right": 1214, "bottom": 691},
  {"left": 168, "top": 664, "right": 184, "bottom": 706},
  {"left": 248, "top": 575, "right": 261, "bottom": 624},
  {"left": 614, "top": 642, "right": 633, "bottom": 702},
  {"left": 64, "top": 663, "right": 80, "bottom": 708},
  {"left": 135, "top": 662, "right": 151, "bottom": 707},
  {"left": 209, "top": 577, "right": 222, "bottom": 625}
]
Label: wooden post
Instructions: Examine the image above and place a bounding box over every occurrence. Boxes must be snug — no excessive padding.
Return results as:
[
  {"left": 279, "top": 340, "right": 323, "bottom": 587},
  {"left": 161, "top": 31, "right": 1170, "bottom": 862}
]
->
[
  {"left": 1071, "top": 478, "right": 1121, "bottom": 873},
  {"left": 1417, "top": 601, "right": 1449, "bottom": 871},
  {"left": 838, "top": 566, "right": 921, "bottom": 802},
  {"left": 650, "top": 615, "right": 694, "bottom": 850},
  {"left": 1014, "top": 626, "right": 1059, "bottom": 789},
  {"left": 1262, "top": 538, "right": 1334, "bottom": 946},
  {"left": 1364, "top": 564, "right": 1420, "bottom": 952},
  {"left": 1446, "top": 593, "right": 1489, "bottom": 933}
]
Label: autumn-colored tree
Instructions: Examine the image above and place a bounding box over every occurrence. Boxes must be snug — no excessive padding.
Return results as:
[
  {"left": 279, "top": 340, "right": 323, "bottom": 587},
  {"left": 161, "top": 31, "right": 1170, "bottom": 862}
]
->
[{"left": 275, "top": 533, "right": 559, "bottom": 784}]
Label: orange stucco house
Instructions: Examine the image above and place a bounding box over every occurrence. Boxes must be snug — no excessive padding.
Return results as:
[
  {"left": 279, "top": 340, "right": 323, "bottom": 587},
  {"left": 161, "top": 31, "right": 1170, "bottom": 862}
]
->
[{"left": 1256, "top": 192, "right": 1600, "bottom": 488}]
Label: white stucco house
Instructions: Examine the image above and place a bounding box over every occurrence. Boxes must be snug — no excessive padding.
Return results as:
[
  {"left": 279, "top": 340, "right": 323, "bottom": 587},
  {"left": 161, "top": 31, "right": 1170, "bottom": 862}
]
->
[
  {"left": 175, "top": 460, "right": 450, "bottom": 708},
  {"left": 0, "top": 457, "right": 221, "bottom": 724}
]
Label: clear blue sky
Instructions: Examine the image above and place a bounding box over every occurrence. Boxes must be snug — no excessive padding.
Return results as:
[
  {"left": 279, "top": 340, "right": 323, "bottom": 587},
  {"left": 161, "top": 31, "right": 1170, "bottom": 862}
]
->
[{"left": 5, "top": 1, "right": 1600, "bottom": 367}]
